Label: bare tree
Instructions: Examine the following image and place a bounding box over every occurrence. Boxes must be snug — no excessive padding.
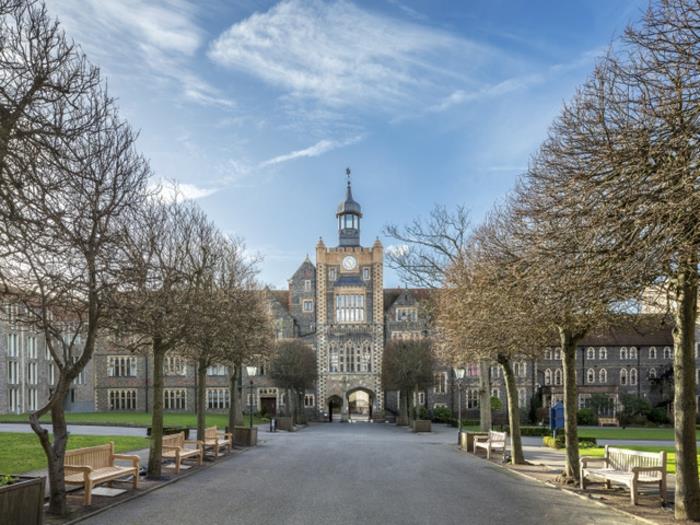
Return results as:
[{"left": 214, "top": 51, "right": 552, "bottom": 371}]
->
[
  {"left": 384, "top": 204, "right": 470, "bottom": 289},
  {"left": 269, "top": 340, "right": 318, "bottom": 425},
  {"left": 111, "top": 201, "right": 213, "bottom": 479},
  {"left": 438, "top": 212, "right": 551, "bottom": 464},
  {"left": 217, "top": 285, "right": 274, "bottom": 432},
  {"left": 0, "top": 92, "right": 149, "bottom": 516},
  {"left": 382, "top": 339, "right": 434, "bottom": 420}
]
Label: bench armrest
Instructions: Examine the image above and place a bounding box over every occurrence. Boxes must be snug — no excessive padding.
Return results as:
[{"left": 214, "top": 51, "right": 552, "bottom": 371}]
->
[
  {"left": 162, "top": 445, "right": 180, "bottom": 452},
  {"left": 224, "top": 432, "right": 233, "bottom": 441},
  {"left": 473, "top": 435, "right": 489, "bottom": 443},
  {"left": 113, "top": 454, "right": 140, "bottom": 468},
  {"left": 580, "top": 456, "right": 607, "bottom": 467},
  {"left": 184, "top": 439, "right": 202, "bottom": 446}
]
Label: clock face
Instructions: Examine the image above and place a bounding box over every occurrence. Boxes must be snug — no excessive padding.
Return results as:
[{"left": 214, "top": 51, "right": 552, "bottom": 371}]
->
[{"left": 342, "top": 256, "right": 358, "bottom": 271}]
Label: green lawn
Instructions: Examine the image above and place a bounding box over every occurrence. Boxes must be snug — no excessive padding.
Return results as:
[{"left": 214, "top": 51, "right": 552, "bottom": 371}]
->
[
  {"left": 460, "top": 424, "right": 696, "bottom": 442},
  {"left": 0, "top": 412, "right": 268, "bottom": 428},
  {"left": 0, "top": 433, "right": 149, "bottom": 474}
]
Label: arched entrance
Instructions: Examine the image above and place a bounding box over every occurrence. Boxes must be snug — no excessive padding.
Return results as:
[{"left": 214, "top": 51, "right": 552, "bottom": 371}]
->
[
  {"left": 347, "top": 388, "right": 374, "bottom": 421},
  {"left": 328, "top": 395, "right": 343, "bottom": 422}
]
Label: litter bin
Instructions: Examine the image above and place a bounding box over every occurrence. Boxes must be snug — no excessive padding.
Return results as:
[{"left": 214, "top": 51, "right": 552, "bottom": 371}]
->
[
  {"left": 549, "top": 401, "right": 564, "bottom": 437},
  {"left": 270, "top": 418, "right": 276, "bottom": 432}
]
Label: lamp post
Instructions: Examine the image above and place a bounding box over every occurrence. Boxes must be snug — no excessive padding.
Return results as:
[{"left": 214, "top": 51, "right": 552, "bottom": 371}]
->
[
  {"left": 245, "top": 365, "right": 257, "bottom": 429},
  {"left": 453, "top": 367, "right": 466, "bottom": 444}
]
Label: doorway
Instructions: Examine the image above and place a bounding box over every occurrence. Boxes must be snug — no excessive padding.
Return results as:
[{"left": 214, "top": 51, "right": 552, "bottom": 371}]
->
[
  {"left": 328, "top": 395, "right": 343, "bottom": 422},
  {"left": 347, "top": 389, "right": 373, "bottom": 421}
]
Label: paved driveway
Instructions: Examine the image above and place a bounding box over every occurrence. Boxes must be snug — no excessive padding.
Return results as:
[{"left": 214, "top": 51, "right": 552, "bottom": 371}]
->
[{"left": 82, "top": 422, "right": 636, "bottom": 525}]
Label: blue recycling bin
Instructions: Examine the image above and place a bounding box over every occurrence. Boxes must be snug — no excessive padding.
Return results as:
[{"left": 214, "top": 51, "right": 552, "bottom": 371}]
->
[{"left": 549, "top": 401, "right": 564, "bottom": 436}]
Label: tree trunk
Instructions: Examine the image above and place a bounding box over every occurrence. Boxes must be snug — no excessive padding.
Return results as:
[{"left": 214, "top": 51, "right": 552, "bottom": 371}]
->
[
  {"left": 672, "top": 265, "right": 700, "bottom": 521},
  {"left": 479, "top": 359, "right": 492, "bottom": 431},
  {"left": 399, "top": 390, "right": 408, "bottom": 419},
  {"left": 29, "top": 381, "right": 70, "bottom": 515},
  {"left": 228, "top": 365, "right": 241, "bottom": 432},
  {"left": 196, "top": 357, "right": 207, "bottom": 440},
  {"left": 559, "top": 327, "right": 580, "bottom": 481},
  {"left": 287, "top": 388, "right": 294, "bottom": 419},
  {"left": 498, "top": 356, "right": 525, "bottom": 465},
  {"left": 298, "top": 391, "right": 307, "bottom": 424},
  {"left": 148, "top": 339, "right": 165, "bottom": 479}
]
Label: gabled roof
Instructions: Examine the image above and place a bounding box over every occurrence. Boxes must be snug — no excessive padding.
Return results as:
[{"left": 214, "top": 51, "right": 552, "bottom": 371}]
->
[
  {"left": 580, "top": 315, "right": 673, "bottom": 346},
  {"left": 383, "top": 288, "right": 434, "bottom": 312},
  {"left": 265, "top": 288, "right": 290, "bottom": 313}
]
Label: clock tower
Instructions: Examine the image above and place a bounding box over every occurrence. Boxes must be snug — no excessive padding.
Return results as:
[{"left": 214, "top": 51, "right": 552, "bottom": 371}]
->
[{"left": 315, "top": 172, "right": 384, "bottom": 420}]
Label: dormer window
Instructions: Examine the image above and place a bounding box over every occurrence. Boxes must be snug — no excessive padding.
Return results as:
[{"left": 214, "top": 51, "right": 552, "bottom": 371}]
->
[{"left": 396, "top": 307, "right": 417, "bottom": 322}]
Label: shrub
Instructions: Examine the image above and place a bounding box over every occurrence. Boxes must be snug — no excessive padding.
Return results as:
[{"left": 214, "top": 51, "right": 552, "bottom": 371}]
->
[
  {"left": 648, "top": 407, "right": 670, "bottom": 425},
  {"left": 503, "top": 426, "right": 550, "bottom": 437},
  {"left": 577, "top": 408, "right": 598, "bottom": 426},
  {"left": 543, "top": 435, "right": 597, "bottom": 449},
  {"left": 619, "top": 395, "right": 652, "bottom": 426},
  {"left": 417, "top": 406, "right": 429, "bottom": 420},
  {"left": 432, "top": 406, "right": 452, "bottom": 423},
  {"left": 490, "top": 396, "right": 503, "bottom": 411}
]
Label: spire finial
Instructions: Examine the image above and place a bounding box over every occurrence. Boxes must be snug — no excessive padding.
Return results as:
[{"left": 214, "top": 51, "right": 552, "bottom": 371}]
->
[{"left": 346, "top": 167, "right": 351, "bottom": 186}]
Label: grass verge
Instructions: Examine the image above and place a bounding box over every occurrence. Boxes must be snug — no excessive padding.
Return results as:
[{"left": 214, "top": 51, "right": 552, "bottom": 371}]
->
[
  {"left": 0, "top": 411, "right": 268, "bottom": 428},
  {"left": 0, "top": 432, "right": 148, "bottom": 474}
]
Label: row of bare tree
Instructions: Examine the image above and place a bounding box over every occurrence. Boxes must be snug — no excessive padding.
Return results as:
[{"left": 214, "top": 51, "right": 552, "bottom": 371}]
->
[
  {"left": 0, "top": 1, "right": 275, "bottom": 516},
  {"left": 431, "top": 0, "right": 700, "bottom": 520}
]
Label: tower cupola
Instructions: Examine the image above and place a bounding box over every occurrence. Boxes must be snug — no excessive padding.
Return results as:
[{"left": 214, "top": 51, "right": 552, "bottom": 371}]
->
[{"left": 336, "top": 168, "right": 362, "bottom": 247}]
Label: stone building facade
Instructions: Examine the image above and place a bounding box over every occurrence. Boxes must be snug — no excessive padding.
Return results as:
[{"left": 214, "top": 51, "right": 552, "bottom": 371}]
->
[{"left": 2, "top": 178, "right": 700, "bottom": 422}]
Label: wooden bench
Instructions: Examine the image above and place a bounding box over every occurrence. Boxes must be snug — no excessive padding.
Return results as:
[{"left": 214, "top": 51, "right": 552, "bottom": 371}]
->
[
  {"left": 202, "top": 426, "right": 232, "bottom": 457},
  {"left": 473, "top": 430, "right": 507, "bottom": 459},
  {"left": 580, "top": 446, "right": 667, "bottom": 505},
  {"left": 162, "top": 432, "right": 203, "bottom": 473},
  {"left": 598, "top": 417, "right": 619, "bottom": 427},
  {"left": 64, "top": 442, "right": 140, "bottom": 506}
]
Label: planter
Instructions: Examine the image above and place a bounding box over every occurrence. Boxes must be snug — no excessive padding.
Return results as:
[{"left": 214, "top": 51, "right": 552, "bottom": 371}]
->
[
  {"left": 276, "top": 416, "right": 295, "bottom": 432},
  {"left": 461, "top": 431, "right": 488, "bottom": 451},
  {"left": 0, "top": 475, "right": 45, "bottom": 525},
  {"left": 233, "top": 426, "right": 258, "bottom": 447},
  {"left": 395, "top": 416, "right": 409, "bottom": 426},
  {"left": 412, "top": 419, "right": 432, "bottom": 433}
]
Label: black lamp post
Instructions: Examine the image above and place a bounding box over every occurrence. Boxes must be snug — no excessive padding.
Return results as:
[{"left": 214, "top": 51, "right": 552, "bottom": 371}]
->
[
  {"left": 453, "top": 367, "right": 466, "bottom": 444},
  {"left": 246, "top": 365, "right": 257, "bottom": 428}
]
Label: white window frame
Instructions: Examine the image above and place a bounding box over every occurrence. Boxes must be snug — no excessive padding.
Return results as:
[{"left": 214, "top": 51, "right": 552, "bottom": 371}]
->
[
  {"left": 304, "top": 394, "right": 315, "bottom": 407},
  {"left": 163, "top": 388, "right": 187, "bottom": 410},
  {"left": 599, "top": 347, "right": 607, "bottom": 360},
  {"left": 649, "top": 346, "right": 657, "bottom": 359},
  {"left": 109, "top": 389, "right": 137, "bottom": 411},
  {"left": 108, "top": 356, "right": 137, "bottom": 377},
  {"left": 207, "top": 388, "right": 230, "bottom": 410}
]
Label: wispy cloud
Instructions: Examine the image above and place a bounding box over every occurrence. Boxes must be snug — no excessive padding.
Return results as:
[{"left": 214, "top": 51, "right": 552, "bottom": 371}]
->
[
  {"left": 208, "top": 0, "right": 489, "bottom": 111},
  {"left": 152, "top": 179, "right": 218, "bottom": 203},
  {"left": 47, "top": 0, "right": 234, "bottom": 108},
  {"left": 259, "top": 135, "right": 364, "bottom": 168}
]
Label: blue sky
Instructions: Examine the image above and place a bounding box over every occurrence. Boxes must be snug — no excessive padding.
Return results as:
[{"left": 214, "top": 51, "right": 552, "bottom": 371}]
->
[{"left": 47, "top": 0, "right": 648, "bottom": 288}]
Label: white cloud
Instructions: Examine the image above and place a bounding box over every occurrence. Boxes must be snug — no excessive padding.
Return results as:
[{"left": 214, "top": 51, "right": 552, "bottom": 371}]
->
[
  {"left": 151, "top": 179, "right": 218, "bottom": 203},
  {"left": 47, "top": 0, "right": 234, "bottom": 108},
  {"left": 208, "top": 0, "right": 489, "bottom": 110},
  {"left": 259, "top": 135, "right": 364, "bottom": 168},
  {"left": 430, "top": 73, "right": 545, "bottom": 112}
]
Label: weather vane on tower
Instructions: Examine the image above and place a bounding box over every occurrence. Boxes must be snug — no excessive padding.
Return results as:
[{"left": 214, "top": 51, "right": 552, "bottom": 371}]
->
[{"left": 346, "top": 167, "right": 351, "bottom": 185}]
